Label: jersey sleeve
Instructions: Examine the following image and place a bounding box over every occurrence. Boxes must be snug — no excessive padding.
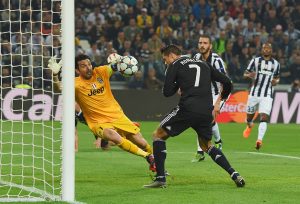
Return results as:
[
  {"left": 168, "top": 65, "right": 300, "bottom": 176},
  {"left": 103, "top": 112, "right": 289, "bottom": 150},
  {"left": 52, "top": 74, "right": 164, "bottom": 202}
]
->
[
  {"left": 162, "top": 63, "right": 179, "bottom": 97},
  {"left": 246, "top": 58, "right": 255, "bottom": 72},
  {"left": 213, "top": 58, "right": 227, "bottom": 74},
  {"left": 94, "top": 65, "right": 113, "bottom": 78},
  {"left": 273, "top": 61, "right": 280, "bottom": 78}
]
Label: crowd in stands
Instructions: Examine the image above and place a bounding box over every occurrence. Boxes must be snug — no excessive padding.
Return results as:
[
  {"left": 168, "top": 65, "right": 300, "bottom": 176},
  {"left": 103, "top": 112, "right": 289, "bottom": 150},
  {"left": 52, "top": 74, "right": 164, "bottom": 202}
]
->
[
  {"left": 1, "top": 0, "right": 300, "bottom": 91},
  {"left": 75, "top": 0, "right": 300, "bottom": 89}
]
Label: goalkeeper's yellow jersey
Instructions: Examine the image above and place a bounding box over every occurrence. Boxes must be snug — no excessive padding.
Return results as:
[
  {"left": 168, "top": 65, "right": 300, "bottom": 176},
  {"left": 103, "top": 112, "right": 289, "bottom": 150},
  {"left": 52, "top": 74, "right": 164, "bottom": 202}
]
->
[{"left": 75, "top": 65, "right": 124, "bottom": 126}]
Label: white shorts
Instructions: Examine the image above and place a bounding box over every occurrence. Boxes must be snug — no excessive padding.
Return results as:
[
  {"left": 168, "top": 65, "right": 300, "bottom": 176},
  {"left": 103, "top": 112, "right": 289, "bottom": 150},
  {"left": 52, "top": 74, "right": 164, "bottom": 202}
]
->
[
  {"left": 246, "top": 96, "right": 273, "bottom": 115},
  {"left": 212, "top": 94, "right": 225, "bottom": 109}
]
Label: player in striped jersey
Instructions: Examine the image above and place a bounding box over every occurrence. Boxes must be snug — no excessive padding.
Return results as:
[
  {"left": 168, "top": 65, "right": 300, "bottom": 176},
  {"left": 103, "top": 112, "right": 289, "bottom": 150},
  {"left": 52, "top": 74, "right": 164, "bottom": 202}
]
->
[
  {"left": 191, "top": 34, "right": 228, "bottom": 162},
  {"left": 243, "top": 43, "right": 280, "bottom": 150}
]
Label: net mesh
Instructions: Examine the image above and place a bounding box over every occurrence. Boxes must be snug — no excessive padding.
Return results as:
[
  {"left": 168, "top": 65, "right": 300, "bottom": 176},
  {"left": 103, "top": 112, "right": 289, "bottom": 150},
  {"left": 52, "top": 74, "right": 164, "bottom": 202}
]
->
[{"left": 0, "top": 0, "right": 62, "bottom": 201}]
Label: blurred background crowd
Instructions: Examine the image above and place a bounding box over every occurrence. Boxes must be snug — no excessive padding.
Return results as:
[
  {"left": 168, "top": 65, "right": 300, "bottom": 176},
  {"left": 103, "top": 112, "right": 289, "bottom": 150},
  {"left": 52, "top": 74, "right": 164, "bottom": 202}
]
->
[{"left": 1, "top": 0, "right": 300, "bottom": 91}]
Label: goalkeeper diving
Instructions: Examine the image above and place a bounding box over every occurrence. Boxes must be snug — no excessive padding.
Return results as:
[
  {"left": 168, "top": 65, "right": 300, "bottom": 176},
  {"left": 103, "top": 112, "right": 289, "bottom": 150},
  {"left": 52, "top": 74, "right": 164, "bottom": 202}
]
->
[
  {"left": 48, "top": 56, "right": 110, "bottom": 151},
  {"left": 49, "top": 53, "right": 156, "bottom": 172}
]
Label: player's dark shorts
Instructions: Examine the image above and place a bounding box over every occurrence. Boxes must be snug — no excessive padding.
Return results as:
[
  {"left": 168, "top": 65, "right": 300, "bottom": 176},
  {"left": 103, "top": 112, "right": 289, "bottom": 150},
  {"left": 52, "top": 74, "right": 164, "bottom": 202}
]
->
[{"left": 160, "top": 106, "right": 213, "bottom": 140}]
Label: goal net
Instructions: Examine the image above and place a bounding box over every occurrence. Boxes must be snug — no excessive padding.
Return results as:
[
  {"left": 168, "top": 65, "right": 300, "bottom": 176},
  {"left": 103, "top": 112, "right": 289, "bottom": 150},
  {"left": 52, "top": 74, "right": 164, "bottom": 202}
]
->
[{"left": 0, "top": 0, "right": 74, "bottom": 202}]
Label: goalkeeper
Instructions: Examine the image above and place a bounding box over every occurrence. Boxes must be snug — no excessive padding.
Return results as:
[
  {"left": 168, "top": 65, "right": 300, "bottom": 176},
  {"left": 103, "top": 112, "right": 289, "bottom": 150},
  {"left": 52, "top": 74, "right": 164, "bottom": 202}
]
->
[
  {"left": 50, "top": 53, "right": 156, "bottom": 172},
  {"left": 49, "top": 56, "right": 110, "bottom": 151}
]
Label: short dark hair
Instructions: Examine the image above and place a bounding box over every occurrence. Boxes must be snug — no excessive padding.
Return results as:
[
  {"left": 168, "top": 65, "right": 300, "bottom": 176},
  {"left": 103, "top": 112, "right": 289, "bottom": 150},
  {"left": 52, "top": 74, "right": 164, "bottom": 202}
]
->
[
  {"left": 160, "top": 44, "right": 182, "bottom": 56},
  {"left": 75, "top": 54, "right": 91, "bottom": 69},
  {"left": 199, "top": 34, "right": 212, "bottom": 44}
]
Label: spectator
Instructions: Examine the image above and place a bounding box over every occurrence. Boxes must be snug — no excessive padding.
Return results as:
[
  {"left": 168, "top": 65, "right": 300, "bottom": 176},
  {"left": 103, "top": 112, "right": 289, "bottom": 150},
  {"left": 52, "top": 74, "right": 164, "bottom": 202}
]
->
[
  {"left": 144, "top": 67, "right": 163, "bottom": 90},
  {"left": 132, "top": 33, "right": 144, "bottom": 56},
  {"left": 1, "top": 66, "right": 12, "bottom": 88},
  {"left": 263, "top": 8, "right": 281, "bottom": 33},
  {"left": 289, "top": 52, "right": 300, "bottom": 81},
  {"left": 284, "top": 22, "right": 300, "bottom": 42},
  {"left": 233, "top": 12, "right": 248, "bottom": 30},
  {"left": 290, "top": 3, "right": 300, "bottom": 30},
  {"left": 114, "top": 0, "right": 128, "bottom": 15},
  {"left": 106, "top": 5, "right": 122, "bottom": 24},
  {"left": 128, "top": 70, "right": 144, "bottom": 89},
  {"left": 290, "top": 79, "right": 300, "bottom": 92},
  {"left": 213, "top": 30, "right": 227, "bottom": 55},
  {"left": 122, "top": 6, "right": 137, "bottom": 26},
  {"left": 228, "top": 0, "right": 243, "bottom": 19},
  {"left": 87, "top": 7, "right": 105, "bottom": 25},
  {"left": 86, "top": 43, "right": 102, "bottom": 65},
  {"left": 123, "top": 18, "right": 142, "bottom": 41},
  {"left": 192, "top": 0, "right": 211, "bottom": 22},
  {"left": 113, "top": 31, "right": 126, "bottom": 54},
  {"left": 156, "top": 19, "right": 173, "bottom": 40},
  {"left": 137, "top": 8, "right": 152, "bottom": 29},
  {"left": 218, "top": 11, "right": 234, "bottom": 30},
  {"left": 147, "top": 33, "right": 162, "bottom": 61}
]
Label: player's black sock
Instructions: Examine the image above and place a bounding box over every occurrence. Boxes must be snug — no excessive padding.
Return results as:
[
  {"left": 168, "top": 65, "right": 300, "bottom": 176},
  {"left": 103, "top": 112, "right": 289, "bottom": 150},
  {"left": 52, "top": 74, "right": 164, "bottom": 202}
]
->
[
  {"left": 153, "top": 140, "right": 166, "bottom": 182},
  {"left": 208, "top": 146, "right": 235, "bottom": 175}
]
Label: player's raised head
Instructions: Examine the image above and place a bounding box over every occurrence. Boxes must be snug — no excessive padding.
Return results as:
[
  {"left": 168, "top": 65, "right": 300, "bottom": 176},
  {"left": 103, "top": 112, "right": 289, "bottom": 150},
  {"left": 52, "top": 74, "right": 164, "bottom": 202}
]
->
[
  {"left": 160, "top": 45, "right": 182, "bottom": 65},
  {"left": 261, "top": 43, "right": 272, "bottom": 58},
  {"left": 75, "top": 54, "right": 93, "bottom": 79},
  {"left": 198, "top": 34, "right": 212, "bottom": 54},
  {"left": 75, "top": 54, "right": 91, "bottom": 69}
]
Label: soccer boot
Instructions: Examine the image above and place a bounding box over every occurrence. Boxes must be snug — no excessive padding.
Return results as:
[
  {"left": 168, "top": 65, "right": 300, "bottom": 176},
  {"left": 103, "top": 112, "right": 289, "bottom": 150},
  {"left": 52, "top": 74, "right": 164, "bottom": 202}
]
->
[
  {"left": 191, "top": 152, "right": 205, "bottom": 162},
  {"left": 243, "top": 124, "right": 253, "bottom": 138},
  {"left": 255, "top": 139, "right": 262, "bottom": 150},
  {"left": 146, "top": 154, "right": 156, "bottom": 172},
  {"left": 231, "top": 172, "right": 245, "bottom": 187},
  {"left": 144, "top": 176, "right": 166, "bottom": 188}
]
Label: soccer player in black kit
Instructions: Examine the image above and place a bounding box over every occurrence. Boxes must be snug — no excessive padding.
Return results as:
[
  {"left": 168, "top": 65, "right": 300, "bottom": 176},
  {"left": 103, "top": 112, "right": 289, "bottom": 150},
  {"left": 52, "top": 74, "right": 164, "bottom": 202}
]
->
[{"left": 144, "top": 45, "right": 245, "bottom": 188}]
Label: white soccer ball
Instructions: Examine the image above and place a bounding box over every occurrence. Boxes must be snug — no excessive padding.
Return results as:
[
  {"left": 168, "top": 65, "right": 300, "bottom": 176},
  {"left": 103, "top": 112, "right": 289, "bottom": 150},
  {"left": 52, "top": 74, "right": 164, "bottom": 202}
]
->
[
  {"left": 107, "top": 53, "right": 122, "bottom": 64},
  {"left": 118, "top": 56, "right": 139, "bottom": 77}
]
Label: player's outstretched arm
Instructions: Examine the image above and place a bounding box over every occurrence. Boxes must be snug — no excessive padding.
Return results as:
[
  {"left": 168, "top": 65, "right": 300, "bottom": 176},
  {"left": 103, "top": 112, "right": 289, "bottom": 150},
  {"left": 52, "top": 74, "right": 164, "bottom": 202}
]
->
[{"left": 48, "top": 56, "right": 62, "bottom": 92}]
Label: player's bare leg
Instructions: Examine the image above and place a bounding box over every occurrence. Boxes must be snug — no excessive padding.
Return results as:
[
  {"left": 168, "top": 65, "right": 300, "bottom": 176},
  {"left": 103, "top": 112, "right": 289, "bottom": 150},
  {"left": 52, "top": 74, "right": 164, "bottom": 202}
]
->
[
  {"left": 101, "top": 128, "right": 149, "bottom": 157},
  {"left": 243, "top": 113, "right": 256, "bottom": 138},
  {"left": 256, "top": 113, "right": 269, "bottom": 150}
]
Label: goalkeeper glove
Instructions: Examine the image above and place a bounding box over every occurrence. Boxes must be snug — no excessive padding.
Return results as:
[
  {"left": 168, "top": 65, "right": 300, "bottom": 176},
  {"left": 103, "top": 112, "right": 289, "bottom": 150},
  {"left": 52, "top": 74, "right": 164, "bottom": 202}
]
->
[
  {"left": 48, "top": 55, "right": 62, "bottom": 75},
  {"left": 107, "top": 53, "right": 122, "bottom": 71}
]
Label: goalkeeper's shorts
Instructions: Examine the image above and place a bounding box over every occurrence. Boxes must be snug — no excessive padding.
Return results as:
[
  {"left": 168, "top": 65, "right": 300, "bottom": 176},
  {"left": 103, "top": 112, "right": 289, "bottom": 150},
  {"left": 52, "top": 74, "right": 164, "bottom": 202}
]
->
[{"left": 91, "top": 114, "right": 140, "bottom": 139}]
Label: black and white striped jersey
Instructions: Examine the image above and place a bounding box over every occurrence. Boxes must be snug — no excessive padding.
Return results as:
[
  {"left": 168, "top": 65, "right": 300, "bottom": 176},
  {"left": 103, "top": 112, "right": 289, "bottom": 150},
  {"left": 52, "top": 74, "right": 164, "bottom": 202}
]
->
[
  {"left": 193, "top": 52, "right": 227, "bottom": 95},
  {"left": 246, "top": 56, "right": 280, "bottom": 97}
]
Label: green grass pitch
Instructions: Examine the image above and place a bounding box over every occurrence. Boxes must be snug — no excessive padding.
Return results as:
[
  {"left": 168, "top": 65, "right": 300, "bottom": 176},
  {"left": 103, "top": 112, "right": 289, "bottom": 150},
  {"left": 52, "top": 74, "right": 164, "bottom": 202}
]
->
[
  {"left": 1, "top": 122, "right": 299, "bottom": 203},
  {"left": 74, "top": 122, "right": 300, "bottom": 204}
]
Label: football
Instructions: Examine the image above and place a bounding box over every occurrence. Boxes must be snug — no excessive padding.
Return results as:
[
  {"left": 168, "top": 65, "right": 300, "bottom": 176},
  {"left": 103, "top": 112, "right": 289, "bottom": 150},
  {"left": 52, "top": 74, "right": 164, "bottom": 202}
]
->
[
  {"left": 107, "top": 53, "right": 122, "bottom": 64},
  {"left": 118, "top": 56, "right": 139, "bottom": 77}
]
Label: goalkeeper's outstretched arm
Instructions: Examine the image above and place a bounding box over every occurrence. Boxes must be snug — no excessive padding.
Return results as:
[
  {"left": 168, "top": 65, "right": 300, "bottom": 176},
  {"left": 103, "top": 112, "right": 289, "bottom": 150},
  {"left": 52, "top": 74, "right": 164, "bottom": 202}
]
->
[{"left": 48, "top": 56, "right": 62, "bottom": 93}]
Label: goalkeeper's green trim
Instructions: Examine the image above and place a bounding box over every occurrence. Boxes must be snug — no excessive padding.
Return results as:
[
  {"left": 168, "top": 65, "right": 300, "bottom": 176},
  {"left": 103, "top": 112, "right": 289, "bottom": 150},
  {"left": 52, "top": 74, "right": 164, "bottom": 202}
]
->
[{"left": 108, "top": 65, "right": 113, "bottom": 77}]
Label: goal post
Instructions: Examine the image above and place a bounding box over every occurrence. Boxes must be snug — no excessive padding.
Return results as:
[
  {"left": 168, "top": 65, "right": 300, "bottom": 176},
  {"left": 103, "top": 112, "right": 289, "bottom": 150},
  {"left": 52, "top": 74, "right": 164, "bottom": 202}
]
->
[
  {"left": 61, "top": 0, "right": 75, "bottom": 202},
  {"left": 0, "top": 0, "right": 75, "bottom": 202}
]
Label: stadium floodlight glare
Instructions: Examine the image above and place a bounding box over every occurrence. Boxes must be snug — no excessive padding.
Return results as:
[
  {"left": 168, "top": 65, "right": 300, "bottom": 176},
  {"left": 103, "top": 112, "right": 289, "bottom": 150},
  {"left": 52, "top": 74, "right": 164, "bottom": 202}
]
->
[{"left": 0, "top": 0, "right": 75, "bottom": 202}]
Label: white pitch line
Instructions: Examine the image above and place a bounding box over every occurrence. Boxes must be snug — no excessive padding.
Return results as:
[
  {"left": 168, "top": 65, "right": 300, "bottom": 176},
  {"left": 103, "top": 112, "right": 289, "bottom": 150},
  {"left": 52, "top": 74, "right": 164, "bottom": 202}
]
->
[{"left": 241, "top": 152, "right": 300, "bottom": 160}]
